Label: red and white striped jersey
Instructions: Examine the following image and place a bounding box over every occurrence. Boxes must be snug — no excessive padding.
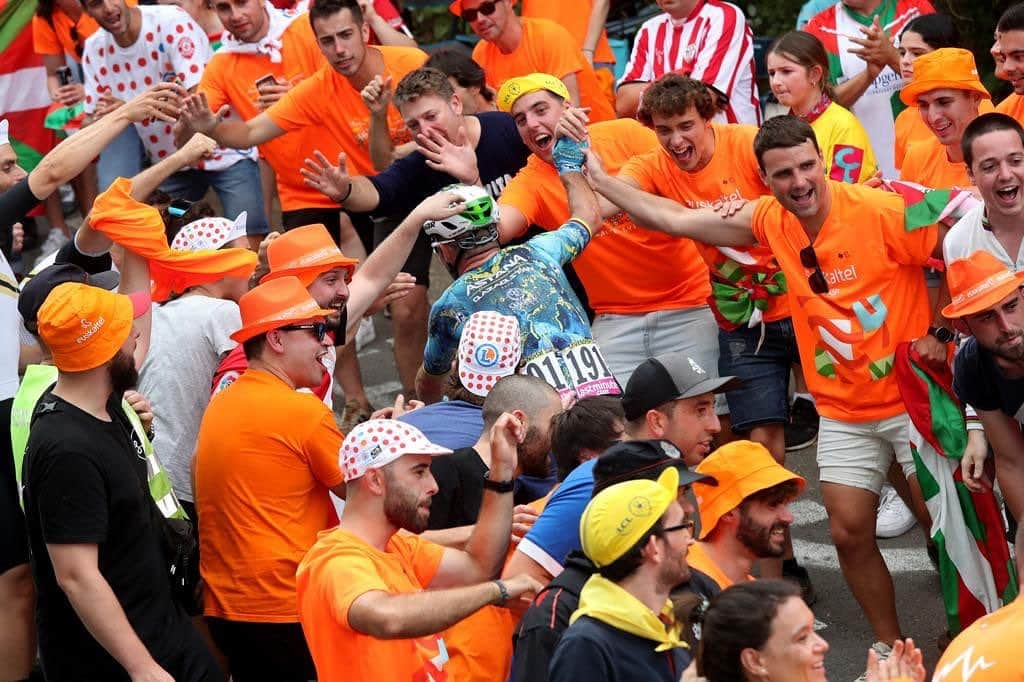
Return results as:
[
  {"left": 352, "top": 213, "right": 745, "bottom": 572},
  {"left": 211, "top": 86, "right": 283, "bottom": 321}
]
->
[{"left": 618, "top": 0, "right": 761, "bottom": 125}]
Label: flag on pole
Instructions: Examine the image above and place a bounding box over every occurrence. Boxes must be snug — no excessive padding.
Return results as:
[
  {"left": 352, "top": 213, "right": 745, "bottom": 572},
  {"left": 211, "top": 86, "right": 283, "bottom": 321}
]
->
[
  {"left": 895, "top": 343, "right": 1018, "bottom": 634},
  {"left": 0, "top": 0, "right": 56, "bottom": 171}
]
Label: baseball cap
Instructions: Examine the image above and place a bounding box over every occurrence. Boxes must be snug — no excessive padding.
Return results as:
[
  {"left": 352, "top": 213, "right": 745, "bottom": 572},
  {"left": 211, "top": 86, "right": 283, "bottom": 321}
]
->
[
  {"left": 693, "top": 440, "right": 805, "bottom": 540},
  {"left": 36, "top": 282, "right": 150, "bottom": 372},
  {"left": 900, "top": 48, "right": 991, "bottom": 106},
  {"left": 260, "top": 224, "right": 358, "bottom": 287},
  {"left": 230, "top": 276, "right": 333, "bottom": 343},
  {"left": 593, "top": 439, "right": 717, "bottom": 493},
  {"left": 942, "top": 250, "right": 1024, "bottom": 319},
  {"left": 339, "top": 419, "right": 453, "bottom": 482},
  {"left": 621, "top": 354, "right": 740, "bottom": 421},
  {"left": 580, "top": 467, "right": 680, "bottom": 568},
  {"left": 496, "top": 73, "right": 571, "bottom": 113},
  {"left": 457, "top": 311, "right": 522, "bottom": 397},
  {"left": 171, "top": 213, "right": 248, "bottom": 252},
  {"left": 19, "top": 263, "right": 119, "bottom": 329}
]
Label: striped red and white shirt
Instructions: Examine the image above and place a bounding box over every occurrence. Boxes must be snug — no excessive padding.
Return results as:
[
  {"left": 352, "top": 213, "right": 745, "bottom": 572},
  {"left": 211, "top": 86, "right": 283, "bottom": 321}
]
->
[{"left": 618, "top": 0, "right": 761, "bottom": 125}]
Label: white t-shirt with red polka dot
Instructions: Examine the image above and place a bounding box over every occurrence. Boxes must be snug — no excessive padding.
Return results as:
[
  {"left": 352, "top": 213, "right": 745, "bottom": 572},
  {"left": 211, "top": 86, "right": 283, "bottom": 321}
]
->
[{"left": 82, "top": 5, "right": 255, "bottom": 171}]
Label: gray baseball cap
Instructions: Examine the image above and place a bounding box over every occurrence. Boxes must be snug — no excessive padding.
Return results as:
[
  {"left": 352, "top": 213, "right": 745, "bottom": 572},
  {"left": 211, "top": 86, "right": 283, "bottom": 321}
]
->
[{"left": 621, "top": 353, "right": 740, "bottom": 421}]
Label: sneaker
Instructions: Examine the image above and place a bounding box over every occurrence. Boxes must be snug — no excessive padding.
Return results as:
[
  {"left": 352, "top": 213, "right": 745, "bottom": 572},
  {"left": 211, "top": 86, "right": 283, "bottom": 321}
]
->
[
  {"left": 876, "top": 485, "right": 916, "bottom": 538},
  {"left": 338, "top": 399, "right": 372, "bottom": 434},
  {"left": 38, "top": 228, "right": 69, "bottom": 259},
  {"left": 355, "top": 317, "right": 376, "bottom": 352},
  {"left": 785, "top": 396, "right": 819, "bottom": 452},
  {"left": 854, "top": 641, "right": 893, "bottom": 682},
  {"left": 783, "top": 560, "right": 817, "bottom": 606}
]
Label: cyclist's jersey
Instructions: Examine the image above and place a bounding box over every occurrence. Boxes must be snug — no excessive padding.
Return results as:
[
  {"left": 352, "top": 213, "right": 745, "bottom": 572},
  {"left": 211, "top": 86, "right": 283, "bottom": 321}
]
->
[{"left": 423, "top": 220, "right": 620, "bottom": 400}]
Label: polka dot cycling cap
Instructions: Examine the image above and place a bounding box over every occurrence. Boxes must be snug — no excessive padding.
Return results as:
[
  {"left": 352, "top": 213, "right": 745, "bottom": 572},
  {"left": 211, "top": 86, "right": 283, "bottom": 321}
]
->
[
  {"left": 340, "top": 420, "right": 452, "bottom": 482},
  {"left": 171, "top": 212, "right": 248, "bottom": 252},
  {"left": 458, "top": 311, "right": 522, "bottom": 398}
]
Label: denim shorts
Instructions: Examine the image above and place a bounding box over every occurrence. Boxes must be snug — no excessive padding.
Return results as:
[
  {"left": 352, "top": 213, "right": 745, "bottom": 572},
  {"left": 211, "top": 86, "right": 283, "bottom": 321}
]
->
[{"left": 717, "top": 318, "right": 800, "bottom": 431}]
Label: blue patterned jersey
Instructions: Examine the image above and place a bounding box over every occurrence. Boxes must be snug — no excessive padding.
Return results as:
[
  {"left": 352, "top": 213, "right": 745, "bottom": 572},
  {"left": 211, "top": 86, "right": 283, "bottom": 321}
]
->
[{"left": 423, "top": 221, "right": 620, "bottom": 399}]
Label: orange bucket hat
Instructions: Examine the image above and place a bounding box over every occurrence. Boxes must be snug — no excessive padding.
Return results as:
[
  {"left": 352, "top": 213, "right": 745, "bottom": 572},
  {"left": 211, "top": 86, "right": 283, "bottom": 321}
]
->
[
  {"left": 942, "top": 250, "right": 1024, "bottom": 319},
  {"left": 37, "top": 282, "right": 151, "bottom": 372},
  {"left": 231, "top": 276, "right": 334, "bottom": 343},
  {"left": 693, "top": 440, "right": 805, "bottom": 540},
  {"left": 260, "top": 224, "right": 359, "bottom": 287},
  {"left": 900, "top": 48, "right": 991, "bottom": 106}
]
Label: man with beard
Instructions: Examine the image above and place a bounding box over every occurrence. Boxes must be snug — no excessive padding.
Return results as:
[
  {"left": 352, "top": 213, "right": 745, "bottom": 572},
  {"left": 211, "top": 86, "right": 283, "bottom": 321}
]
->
[
  {"left": 686, "top": 441, "right": 805, "bottom": 592},
  {"left": 428, "top": 374, "right": 562, "bottom": 530},
  {"left": 22, "top": 283, "right": 220, "bottom": 681},
  {"left": 296, "top": 417, "right": 543, "bottom": 681},
  {"left": 548, "top": 467, "right": 694, "bottom": 681},
  {"left": 192, "top": 275, "right": 343, "bottom": 681},
  {"left": 949, "top": 251, "right": 1024, "bottom": 517}
]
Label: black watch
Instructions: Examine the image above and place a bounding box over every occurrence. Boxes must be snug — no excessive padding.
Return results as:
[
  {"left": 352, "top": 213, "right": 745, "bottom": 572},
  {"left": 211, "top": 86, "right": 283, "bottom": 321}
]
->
[
  {"left": 928, "top": 326, "right": 955, "bottom": 343},
  {"left": 482, "top": 477, "right": 515, "bottom": 494}
]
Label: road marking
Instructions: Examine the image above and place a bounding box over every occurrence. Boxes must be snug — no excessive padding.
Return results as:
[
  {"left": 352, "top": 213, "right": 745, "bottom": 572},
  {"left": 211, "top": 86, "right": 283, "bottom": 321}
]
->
[{"left": 793, "top": 538, "right": 935, "bottom": 573}]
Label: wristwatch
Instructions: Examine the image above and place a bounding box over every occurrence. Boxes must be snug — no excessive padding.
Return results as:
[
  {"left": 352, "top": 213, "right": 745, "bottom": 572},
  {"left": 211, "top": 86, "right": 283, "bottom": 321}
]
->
[
  {"left": 482, "top": 477, "right": 515, "bottom": 494},
  {"left": 928, "top": 326, "right": 955, "bottom": 343}
]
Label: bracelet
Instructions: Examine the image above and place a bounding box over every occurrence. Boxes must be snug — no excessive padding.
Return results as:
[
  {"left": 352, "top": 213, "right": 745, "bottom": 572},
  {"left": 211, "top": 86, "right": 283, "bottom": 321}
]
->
[
  {"left": 492, "top": 579, "right": 509, "bottom": 605},
  {"left": 337, "top": 182, "right": 353, "bottom": 204}
]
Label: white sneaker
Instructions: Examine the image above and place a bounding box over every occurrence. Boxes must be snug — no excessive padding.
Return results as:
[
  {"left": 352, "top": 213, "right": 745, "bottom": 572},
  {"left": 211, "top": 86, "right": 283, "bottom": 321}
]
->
[
  {"left": 355, "top": 317, "right": 376, "bottom": 351},
  {"left": 876, "top": 485, "right": 916, "bottom": 538},
  {"left": 854, "top": 641, "right": 892, "bottom": 682},
  {"left": 38, "top": 228, "right": 69, "bottom": 259}
]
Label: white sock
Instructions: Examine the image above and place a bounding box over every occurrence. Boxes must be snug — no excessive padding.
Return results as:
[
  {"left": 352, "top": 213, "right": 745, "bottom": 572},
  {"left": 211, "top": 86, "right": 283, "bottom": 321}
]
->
[{"left": 793, "top": 392, "right": 814, "bottom": 404}]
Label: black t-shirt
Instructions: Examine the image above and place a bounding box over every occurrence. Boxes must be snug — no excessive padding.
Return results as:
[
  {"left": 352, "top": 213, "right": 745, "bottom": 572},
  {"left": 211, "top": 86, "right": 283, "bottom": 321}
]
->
[
  {"left": 549, "top": 614, "right": 692, "bottom": 682},
  {"left": 22, "top": 391, "right": 198, "bottom": 681},
  {"left": 428, "top": 446, "right": 488, "bottom": 530},
  {"left": 368, "top": 111, "right": 531, "bottom": 219},
  {"left": 953, "top": 337, "right": 1024, "bottom": 420},
  {"left": 0, "top": 176, "right": 40, "bottom": 258}
]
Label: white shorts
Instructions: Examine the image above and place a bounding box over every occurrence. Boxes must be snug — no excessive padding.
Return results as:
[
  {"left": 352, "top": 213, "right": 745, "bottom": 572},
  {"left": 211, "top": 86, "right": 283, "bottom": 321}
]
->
[{"left": 816, "top": 413, "right": 916, "bottom": 494}]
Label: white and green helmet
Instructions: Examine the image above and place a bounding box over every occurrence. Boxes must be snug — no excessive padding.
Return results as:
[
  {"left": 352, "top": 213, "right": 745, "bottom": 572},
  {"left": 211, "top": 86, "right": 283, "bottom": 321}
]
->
[{"left": 423, "top": 183, "right": 500, "bottom": 250}]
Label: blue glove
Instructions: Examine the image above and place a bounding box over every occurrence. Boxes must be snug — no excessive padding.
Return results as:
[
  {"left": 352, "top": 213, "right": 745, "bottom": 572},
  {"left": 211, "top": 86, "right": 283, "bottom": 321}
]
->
[{"left": 552, "top": 136, "right": 588, "bottom": 175}]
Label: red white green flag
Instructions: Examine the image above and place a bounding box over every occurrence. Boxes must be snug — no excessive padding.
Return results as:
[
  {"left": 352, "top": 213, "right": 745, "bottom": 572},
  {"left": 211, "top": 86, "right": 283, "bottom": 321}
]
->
[
  {"left": 0, "top": 0, "right": 56, "bottom": 171},
  {"left": 895, "top": 343, "right": 1018, "bottom": 634},
  {"left": 881, "top": 179, "right": 980, "bottom": 231}
]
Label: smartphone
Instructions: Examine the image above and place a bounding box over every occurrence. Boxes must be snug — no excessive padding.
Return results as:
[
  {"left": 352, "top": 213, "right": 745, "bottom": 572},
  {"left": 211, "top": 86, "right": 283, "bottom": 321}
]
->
[
  {"left": 255, "top": 74, "right": 277, "bottom": 93},
  {"left": 168, "top": 199, "right": 193, "bottom": 218},
  {"left": 56, "top": 65, "right": 73, "bottom": 86}
]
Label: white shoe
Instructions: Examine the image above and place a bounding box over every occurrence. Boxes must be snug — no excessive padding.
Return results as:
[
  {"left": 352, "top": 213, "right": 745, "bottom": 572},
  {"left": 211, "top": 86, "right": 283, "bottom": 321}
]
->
[
  {"left": 854, "top": 641, "right": 892, "bottom": 682},
  {"left": 876, "top": 485, "right": 916, "bottom": 538},
  {"left": 38, "top": 228, "right": 69, "bottom": 259},
  {"left": 355, "top": 317, "right": 376, "bottom": 351}
]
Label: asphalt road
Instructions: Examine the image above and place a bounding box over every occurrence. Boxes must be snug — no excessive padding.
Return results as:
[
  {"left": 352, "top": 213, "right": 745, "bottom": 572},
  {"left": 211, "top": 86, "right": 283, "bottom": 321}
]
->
[{"left": 343, "top": 261, "right": 949, "bottom": 682}]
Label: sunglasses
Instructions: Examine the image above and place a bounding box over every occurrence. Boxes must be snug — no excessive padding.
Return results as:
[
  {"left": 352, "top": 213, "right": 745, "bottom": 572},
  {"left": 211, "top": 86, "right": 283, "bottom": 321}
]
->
[
  {"left": 462, "top": 0, "right": 500, "bottom": 22},
  {"left": 799, "top": 245, "right": 829, "bottom": 295},
  {"left": 279, "top": 322, "right": 328, "bottom": 342},
  {"left": 659, "top": 520, "right": 695, "bottom": 535}
]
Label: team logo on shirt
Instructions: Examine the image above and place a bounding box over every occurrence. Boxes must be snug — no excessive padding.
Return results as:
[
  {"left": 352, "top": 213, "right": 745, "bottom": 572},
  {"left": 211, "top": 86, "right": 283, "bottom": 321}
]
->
[
  {"left": 178, "top": 37, "right": 195, "bottom": 60},
  {"left": 830, "top": 145, "right": 865, "bottom": 184},
  {"left": 474, "top": 343, "right": 500, "bottom": 368}
]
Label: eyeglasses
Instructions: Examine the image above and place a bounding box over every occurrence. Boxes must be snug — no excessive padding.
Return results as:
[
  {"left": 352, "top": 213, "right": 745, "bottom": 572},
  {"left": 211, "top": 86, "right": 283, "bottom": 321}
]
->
[
  {"left": 799, "top": 245, "right": 829, "bottom": 294},
  {"left": 462, "top": 0, "right": 500, "bottom": 22},
  {"left": 659, "top": 520, "right": 695, "bottom": 535},
  {"left": 279, "top": 322, "right": 328, "bottom": 342}
]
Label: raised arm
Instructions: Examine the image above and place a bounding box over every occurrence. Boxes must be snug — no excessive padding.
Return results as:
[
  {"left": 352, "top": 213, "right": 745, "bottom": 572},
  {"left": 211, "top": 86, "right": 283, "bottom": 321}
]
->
[
  {"left": 582, "top": 0, "right": 611, "bottom": 66},
  {"left": 300, "top": 150, "right": 381, "bottom": 212},
  {"left": 181, "top": 91, "right": 284, "bottom": 149},
  {"left": 588, "top": 150, "right": 757, "bottom": 246}
]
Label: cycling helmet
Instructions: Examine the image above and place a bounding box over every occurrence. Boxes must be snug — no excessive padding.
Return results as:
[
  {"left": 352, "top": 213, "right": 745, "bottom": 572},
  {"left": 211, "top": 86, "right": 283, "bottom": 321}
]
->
[{"left": 423, "top": 183, "right": 500, "bottom": 250}]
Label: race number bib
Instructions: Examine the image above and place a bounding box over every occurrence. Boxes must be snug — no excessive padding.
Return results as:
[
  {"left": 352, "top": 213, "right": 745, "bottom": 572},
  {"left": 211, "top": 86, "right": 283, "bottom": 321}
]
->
[{"left": 521, "top": 340, "right": 621, "bottom": 400}]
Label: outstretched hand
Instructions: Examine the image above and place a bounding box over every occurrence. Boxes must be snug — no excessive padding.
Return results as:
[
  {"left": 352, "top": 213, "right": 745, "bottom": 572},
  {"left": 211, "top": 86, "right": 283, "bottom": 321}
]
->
[
  {"left": 416, "top": 125, "right": 479, "bottom": 184},
  {"left": 302, "top": 150, "right": 352, "bottom": 203},
  {"left": 181, "top": 91, "right": 228, "bottom": 135}
]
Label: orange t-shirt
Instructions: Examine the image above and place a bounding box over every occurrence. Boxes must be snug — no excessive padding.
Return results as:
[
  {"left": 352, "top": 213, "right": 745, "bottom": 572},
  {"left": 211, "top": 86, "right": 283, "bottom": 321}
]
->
[
  {"left": 500, "top": 118, "right": 711, "bottom": 315},
  {"left": 33, "top": 10, "right": 101, "bottom": 61},
  {"left": 619, "top": 123, "right": 788, "bottom": 327},
  {"left": 686, "top": 542, "right": 752, "bottom": 589},
  {"left": 899, "top": 134, "right": 971, "bottom": 189},
  {"left": 933, "top": 596, "right": 1024, "bottom": 681},
  {"left": 266, "top": 45, "right": 427, "bottom": 182},
  {"left": 997, "top": 93, "right": 1024, "bottom": 122},
  {"left": 194, "top": 369, "right": 345, "bottom": 622},
  {"left": 750, "top": 181, "right": 937, "bottom": 422},
  {"left": 472, "top": 17, "right": 615, "bottom": 123},
  {"left": 519, "top": 0, "right": 615, "bottom": 65},
  {"left": 200, "top": 16, "right": 330, "bottom": 212},
  {"left": 297, "top": 528, "right": 449, "bottom": 682},
  {"left": 896, "top": 100, "right": 996, "bottom": 171}
]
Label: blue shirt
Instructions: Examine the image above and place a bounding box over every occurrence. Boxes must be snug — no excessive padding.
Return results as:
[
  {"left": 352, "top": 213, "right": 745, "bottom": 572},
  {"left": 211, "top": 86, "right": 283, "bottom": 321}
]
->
[
  {"left": 518, "top": 458, "right": 596, "bottom": 573},
  {"left": 397, "top": 400, "right": 483, "bottom": 450}
]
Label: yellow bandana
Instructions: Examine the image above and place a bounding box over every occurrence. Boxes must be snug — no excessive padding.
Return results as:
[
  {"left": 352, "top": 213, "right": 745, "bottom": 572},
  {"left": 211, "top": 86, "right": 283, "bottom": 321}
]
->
[{"left": 571, "top": 575, "right": 687, "bottom": 653}]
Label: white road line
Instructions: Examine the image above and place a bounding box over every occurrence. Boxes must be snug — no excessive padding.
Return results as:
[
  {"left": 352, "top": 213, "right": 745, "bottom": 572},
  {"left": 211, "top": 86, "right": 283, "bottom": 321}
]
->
[{"left": 793, "top": 539, "right": 935, "bottom": 573}]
